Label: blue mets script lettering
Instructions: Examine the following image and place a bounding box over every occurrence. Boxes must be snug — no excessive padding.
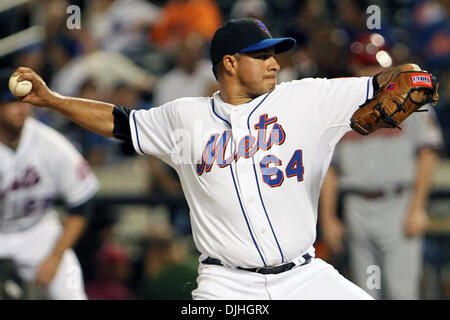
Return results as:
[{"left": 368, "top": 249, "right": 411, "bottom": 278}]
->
[{"left": 196, "top": 115, "right": 286, "bottom": 175}]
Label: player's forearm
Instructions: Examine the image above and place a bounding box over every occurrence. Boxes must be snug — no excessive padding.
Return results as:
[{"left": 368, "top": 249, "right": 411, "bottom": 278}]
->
[
  {"left": 48, "top": 93, "right": 116, "bottom": 138},
  {"left": 50, "top": 215, "right": 87, "bottom": 258},
  {"left": 409, "top": 148, "right": 439, "bottom": 209},
  {"left": 12, "top": 67, "right": 116, "bottom": 137}
]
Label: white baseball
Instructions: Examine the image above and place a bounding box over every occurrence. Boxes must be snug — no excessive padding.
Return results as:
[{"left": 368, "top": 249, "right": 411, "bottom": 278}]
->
[{"left": 8, "top": 74, "right": 33, "bottom": 97}]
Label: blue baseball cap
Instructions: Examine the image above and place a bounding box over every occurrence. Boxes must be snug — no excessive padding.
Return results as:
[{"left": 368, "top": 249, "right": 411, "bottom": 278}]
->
[{"left": 210, "top": 18, "right": 296, "bottom": 67}]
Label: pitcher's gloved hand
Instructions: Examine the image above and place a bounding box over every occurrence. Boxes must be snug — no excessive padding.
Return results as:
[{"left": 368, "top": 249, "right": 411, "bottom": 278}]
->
[{"left": 350, "top": 64, "right": 439, "bottom": 135}]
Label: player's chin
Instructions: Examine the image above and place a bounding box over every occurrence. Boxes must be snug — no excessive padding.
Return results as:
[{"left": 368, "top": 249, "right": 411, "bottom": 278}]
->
[
  {"left": 265, "top": 77, "right": 277, "bottom": 89},
  {"left": 249, "top": 80, "right": 277, "bottom": 97},
  {"left": 264, "top": 82, "right": 276, "bottom": 93},
  {"left": 257, "top": 78, "right": 275, "bottom": 90}
]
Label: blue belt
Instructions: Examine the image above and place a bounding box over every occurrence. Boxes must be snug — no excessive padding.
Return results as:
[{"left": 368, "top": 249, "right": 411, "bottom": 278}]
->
[{"left": 201, "top": 253, "right": 313, "bottom": 275}]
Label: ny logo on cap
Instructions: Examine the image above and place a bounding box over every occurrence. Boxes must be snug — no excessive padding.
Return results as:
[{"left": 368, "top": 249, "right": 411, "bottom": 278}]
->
[{"left": 254, "top": 20, "right": 270, "bottom": 36}]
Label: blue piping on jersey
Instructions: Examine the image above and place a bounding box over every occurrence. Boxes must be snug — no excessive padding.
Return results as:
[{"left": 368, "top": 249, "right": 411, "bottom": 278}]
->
[
  {"left": 132, "top": 111, "right": 146, "bottom": 155},
  {"left": 210, "top": 98, "right": 267, "bottom": 266},
  {"left": 229, "top": 164, "right": 267, "bottom": 266},
  {"left": 247, "top": 92, "right": 286, "bottom": 263},
  {"left": 211, "top": 99, "right": 231, "bottom": 128},
  {"left": 365, "top": 77, "right": 371, "bottom": 102}
]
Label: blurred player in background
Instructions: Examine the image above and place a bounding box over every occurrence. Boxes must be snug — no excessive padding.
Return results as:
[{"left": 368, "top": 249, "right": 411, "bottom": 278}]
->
[
  {"left": 319, "top": 33, "right": 444, "bottom": 299},
  {"left": 0, "top": 91, "right": 99, "bottom": 299}
]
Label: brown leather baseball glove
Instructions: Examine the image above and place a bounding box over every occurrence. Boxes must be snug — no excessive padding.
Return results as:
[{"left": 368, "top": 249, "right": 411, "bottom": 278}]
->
[{"left": 350, "top": 64, "right": 439, "bottom": 135}]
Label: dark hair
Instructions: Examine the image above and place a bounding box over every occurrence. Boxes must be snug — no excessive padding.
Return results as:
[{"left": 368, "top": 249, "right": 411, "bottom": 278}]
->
[{"left": 212, "top": 63, "right": 219, "bottom": 80}]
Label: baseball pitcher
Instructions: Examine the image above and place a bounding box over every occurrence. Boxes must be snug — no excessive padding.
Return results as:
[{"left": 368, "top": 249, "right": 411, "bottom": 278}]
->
[{"left": 9, "top": 18, "right": 439, "bottom": 299}]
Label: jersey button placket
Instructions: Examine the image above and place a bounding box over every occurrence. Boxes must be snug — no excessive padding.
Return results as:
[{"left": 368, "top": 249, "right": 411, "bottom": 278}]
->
[{"left": 231, "top": 114, "right": 269, "bottom": 263}]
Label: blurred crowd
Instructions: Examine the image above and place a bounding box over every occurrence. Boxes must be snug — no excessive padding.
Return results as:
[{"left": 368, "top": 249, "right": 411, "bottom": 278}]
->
[
  {"left": 1, "top": 0, "right": 449, "bottom": 161},
  {"left": 0, "top": 0, "right": 449, "bottom": 299}
]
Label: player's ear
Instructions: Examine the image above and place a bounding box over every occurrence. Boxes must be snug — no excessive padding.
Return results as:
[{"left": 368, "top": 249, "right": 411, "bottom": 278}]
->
[{"left": 222, "top": 54, "right": 239, "bottom": 75}]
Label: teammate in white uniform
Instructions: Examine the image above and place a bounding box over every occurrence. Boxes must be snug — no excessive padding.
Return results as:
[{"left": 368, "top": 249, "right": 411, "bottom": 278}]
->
[
  {"left": 11, "top": 18, "right": 430, "bottom": 300},
  {"left": 0, "top": 92, "right": 99, "bottom": 299}
]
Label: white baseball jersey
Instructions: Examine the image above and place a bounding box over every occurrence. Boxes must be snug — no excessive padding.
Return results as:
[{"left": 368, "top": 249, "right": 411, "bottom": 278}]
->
[
  {"left": 130, "top": 77, "right": 373, "bottom": 268},
  {"left": 0, "top": 118, "right": 99, "bottom": 232}
]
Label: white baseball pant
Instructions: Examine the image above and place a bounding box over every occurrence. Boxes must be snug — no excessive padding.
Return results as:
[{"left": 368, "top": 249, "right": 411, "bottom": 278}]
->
[{"left": 192, "top": 256, "right": 373, "bottom": 299}]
